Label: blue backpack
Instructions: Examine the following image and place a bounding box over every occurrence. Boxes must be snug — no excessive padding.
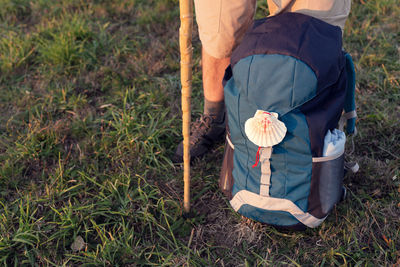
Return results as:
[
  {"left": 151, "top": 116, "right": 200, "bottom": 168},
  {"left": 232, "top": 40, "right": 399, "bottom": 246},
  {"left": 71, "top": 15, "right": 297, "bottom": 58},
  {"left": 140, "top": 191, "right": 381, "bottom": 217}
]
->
[{"left": 219, "top": 12, "right": 357, "bottom": 229}]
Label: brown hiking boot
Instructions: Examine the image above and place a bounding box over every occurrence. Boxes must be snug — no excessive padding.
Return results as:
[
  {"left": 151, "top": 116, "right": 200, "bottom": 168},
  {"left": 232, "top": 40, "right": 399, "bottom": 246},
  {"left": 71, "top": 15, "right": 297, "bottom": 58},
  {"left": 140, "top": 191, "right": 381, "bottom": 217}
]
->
[{"left": 172, "top": 114, "right": 225, "bottom": 163}]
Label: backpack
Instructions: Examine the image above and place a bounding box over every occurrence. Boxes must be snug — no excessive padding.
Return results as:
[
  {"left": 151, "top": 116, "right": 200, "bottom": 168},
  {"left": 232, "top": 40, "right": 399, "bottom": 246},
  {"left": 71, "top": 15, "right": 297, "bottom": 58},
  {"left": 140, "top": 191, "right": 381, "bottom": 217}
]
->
[{"left": 219, "top": 12, "right": 357, "bottom": 230}]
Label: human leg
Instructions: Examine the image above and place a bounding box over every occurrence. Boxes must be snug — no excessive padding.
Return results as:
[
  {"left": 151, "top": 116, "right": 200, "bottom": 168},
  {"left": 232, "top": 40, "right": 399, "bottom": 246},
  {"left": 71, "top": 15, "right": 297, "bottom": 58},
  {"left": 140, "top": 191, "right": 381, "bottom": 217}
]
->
[
  {"left": 267, "top": 0, "right": 351, "bottom": 31},
  {"left": 202, "top": 48, "right": 229, "bottom": 122},
  {"left": 197, "top": 0, "right": 256, "bottom": 120},
  {"left": 173, "top": 0, "right": 256, "bottom": 163}
]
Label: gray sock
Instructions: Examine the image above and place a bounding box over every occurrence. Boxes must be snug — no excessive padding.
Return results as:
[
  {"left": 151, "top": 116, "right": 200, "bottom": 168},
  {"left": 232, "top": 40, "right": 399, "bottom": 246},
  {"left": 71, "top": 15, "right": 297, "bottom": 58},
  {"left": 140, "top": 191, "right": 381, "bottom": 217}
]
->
[{"left": 204, "top": 98, "right": 225, "bottom": 123}]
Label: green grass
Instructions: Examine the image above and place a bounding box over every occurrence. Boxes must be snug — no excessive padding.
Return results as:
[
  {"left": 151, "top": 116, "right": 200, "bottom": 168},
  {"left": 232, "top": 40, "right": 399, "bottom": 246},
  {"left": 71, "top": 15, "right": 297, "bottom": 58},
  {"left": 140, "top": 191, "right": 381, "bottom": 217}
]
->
[{"left": 0, "top": 0, "right": 399, "bottom": 265}]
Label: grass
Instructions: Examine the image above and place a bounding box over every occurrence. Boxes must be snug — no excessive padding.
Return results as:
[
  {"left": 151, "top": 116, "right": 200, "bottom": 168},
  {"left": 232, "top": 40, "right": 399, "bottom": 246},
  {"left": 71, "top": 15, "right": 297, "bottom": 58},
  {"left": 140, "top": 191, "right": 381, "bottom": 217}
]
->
[{"left": 0, "top": 0, "right": 399, "bottom": 265}]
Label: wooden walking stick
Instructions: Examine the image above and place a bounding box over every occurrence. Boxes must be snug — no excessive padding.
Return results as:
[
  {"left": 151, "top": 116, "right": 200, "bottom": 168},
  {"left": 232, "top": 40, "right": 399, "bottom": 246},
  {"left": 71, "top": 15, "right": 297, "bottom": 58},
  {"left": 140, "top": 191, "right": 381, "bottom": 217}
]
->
[{"left": 179, "top": 0, "right": 193, "bottom": 213}]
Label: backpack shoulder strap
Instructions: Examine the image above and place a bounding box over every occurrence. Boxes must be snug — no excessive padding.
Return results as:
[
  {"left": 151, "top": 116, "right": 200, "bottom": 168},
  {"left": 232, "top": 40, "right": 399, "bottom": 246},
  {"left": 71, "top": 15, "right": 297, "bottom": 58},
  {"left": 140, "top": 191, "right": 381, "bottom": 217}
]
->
[
  {"left": 340, "top": 53, "right": 359, "bottom": 173},
  {"left": 339, "top": 53, "right": 357, "bottom": 135}
]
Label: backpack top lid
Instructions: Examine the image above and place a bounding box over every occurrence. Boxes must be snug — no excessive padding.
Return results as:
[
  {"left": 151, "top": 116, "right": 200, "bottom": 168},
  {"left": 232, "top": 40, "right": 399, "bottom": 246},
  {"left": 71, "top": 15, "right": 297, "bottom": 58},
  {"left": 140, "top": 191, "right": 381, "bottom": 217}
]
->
[{"left": 230, "top": 12, "right": 345, "bottom": 95}]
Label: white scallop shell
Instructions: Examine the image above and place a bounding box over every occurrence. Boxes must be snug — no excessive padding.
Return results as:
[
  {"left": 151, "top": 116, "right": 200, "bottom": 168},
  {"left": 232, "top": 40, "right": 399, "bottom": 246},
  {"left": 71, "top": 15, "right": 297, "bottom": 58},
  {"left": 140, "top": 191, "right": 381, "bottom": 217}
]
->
[{"left": 244, "top": 110, "right": 287, "bottom": 147}]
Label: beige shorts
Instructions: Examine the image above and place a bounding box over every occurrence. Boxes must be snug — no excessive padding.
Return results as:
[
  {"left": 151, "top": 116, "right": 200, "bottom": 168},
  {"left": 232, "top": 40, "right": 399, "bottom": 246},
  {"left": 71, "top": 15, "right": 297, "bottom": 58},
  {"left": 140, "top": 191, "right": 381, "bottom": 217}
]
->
[{"left": 194, "top": 0, "right": 351, "bottom": 58}]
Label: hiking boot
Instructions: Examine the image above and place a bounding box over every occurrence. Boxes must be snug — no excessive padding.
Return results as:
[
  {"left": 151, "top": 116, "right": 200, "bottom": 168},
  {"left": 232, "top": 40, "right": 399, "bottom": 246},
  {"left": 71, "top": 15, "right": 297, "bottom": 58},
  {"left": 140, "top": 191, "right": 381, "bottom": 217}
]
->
[{"left": 173, "top": 114, "right": 225, "bottom": 163}]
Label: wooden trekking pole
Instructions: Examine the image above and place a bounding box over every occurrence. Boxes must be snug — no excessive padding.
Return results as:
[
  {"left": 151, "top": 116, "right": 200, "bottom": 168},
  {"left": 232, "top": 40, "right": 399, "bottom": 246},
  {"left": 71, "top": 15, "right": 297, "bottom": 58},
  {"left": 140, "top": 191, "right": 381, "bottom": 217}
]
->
[{"left": 179, "top": 0, "right": 193, "bottom": 213}]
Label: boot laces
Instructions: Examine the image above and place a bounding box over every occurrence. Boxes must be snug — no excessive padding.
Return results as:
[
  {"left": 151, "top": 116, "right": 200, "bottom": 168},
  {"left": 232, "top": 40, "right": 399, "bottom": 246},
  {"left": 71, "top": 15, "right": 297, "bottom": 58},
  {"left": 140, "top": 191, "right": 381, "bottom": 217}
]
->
[{"left": 189, "top": 115, "right": 213, "bottom": 145}]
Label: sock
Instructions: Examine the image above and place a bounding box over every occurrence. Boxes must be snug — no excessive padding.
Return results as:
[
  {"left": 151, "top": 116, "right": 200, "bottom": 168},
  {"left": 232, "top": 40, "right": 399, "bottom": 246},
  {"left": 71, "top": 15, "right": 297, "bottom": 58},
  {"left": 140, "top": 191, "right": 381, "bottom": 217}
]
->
[{"left": 204, "top": 98, "right": 225, "bottom": 123}]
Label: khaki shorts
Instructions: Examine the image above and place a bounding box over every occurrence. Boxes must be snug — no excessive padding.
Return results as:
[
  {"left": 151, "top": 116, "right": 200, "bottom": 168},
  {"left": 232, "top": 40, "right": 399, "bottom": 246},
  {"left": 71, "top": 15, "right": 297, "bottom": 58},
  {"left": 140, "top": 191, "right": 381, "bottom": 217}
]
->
[{"left": 194, "top": 0, "right": 351, "bottom": 58}]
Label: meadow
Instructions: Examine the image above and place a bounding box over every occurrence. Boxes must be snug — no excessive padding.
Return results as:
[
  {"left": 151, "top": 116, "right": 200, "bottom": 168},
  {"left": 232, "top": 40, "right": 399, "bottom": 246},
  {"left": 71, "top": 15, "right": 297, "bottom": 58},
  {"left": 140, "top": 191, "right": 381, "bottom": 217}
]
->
[{"left": 0, "top": 0, "right": 399, "bottom": 265}]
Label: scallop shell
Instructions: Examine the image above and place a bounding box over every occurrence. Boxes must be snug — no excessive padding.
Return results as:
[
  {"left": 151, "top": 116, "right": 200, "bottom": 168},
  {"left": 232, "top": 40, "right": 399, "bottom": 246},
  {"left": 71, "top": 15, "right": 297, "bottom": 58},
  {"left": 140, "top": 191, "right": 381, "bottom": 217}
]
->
[{"left": 244, "top": 110, "right": 287, "bottom": 147}]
